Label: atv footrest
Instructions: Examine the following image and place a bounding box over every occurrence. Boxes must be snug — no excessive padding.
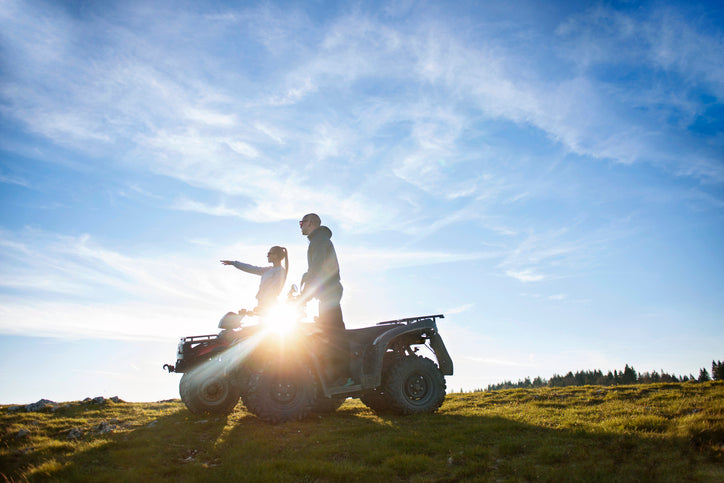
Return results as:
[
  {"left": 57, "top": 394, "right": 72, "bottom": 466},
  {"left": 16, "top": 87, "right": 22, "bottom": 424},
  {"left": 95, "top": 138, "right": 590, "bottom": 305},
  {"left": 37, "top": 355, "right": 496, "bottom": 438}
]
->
[{"left": 326, "top": 384, "right": 363, "bottom": 396}]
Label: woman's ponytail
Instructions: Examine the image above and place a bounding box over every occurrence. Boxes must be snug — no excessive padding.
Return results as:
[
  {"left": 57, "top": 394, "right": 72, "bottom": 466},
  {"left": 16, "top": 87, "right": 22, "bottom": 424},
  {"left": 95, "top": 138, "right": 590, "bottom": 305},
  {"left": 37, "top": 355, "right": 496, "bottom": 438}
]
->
[
  {"left": 271, "top": 246, "right": 289, "bottom": 285},
  {"left": 281, "top": 247, "right": 288, "bottom": 284}
]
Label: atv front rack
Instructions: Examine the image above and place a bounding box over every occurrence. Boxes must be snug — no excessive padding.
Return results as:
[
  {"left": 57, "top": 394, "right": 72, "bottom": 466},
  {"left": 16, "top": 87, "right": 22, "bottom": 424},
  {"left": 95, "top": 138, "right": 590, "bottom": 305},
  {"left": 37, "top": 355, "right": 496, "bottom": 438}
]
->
[
  {"left": 164, "top": 333, "right": 228, "bottom": 373},
  {"left": 180, "top": 334, "right": 220, "bottom": 344},
  {"left": 374, "top": 314, "right": 444, "bottom": 326}
]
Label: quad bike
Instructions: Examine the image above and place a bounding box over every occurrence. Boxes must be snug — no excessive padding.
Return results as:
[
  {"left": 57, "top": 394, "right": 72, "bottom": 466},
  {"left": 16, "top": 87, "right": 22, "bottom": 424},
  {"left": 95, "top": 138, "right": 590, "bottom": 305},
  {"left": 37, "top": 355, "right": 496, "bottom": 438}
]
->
[{"left": 163, "top": 290, "right": 454, "bottom": 423}]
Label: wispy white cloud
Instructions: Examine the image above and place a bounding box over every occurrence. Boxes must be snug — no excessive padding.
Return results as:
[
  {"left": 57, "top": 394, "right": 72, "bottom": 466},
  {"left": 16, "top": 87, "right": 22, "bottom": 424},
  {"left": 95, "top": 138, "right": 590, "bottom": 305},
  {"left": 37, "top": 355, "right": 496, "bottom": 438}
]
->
[
  {"left": 522, "top": 292, "right": 582, "bottom": 304},
  {"left": 557, "top": 5, "right": 724, "bottom": 97},
  {"left": 495, "top": 222, "right": 623, "bottom": 284},
  {"left": 0, "top": 226, "right": 502, "bottom": 340},
  {"left": 1, "top": 1, "right": 721, "bottom": 298},
  {"left": 119, "top": 184, "right": 163, "bottom": 201},
  {"left": 0, "top": 301, "right": 209, "bottom": 341},
  {"left": 0, "top": 228, "right": 236, "bottom": 306},
  {"left": 0, "top": 173, "right": 29, "bottom": 187},
  {"left": 505, "top": 269, "right": 545, "bottom": 283},
  {"left": 268, "top": 77, "right": 317, "bottom": 106},
  {"left": 170, "top": 198, "right": 244, "bottom": 218},
  {"left": 2, "top": 1, "right": 720, "bottom": 245},
  {"left": 183, "top": 107, "right": 237, "bottom": 128},
  {"left": 344, "top": 246, "right": 500, "bottom": 271},
  {"left": 0, "top": 227, "right": 283, "bottom": 339},
  {"left": 445, "top": 303, "right": 475, "bottom": 315}
]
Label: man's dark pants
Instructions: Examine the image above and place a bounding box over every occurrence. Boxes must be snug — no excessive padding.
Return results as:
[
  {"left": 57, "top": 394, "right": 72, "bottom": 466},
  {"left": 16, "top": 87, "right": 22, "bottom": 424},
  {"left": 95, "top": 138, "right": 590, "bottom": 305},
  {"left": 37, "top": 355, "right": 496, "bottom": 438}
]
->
[{"left": 318, "top": 293, "right": 349, "bottom": 383}]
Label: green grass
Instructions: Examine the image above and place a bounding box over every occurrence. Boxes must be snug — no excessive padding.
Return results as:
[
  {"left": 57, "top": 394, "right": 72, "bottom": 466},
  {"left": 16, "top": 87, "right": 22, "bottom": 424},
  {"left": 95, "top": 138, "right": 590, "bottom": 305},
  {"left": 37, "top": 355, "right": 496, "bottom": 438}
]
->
[{"left": 2, "top": 382, "right": 723, "bottom": 481}]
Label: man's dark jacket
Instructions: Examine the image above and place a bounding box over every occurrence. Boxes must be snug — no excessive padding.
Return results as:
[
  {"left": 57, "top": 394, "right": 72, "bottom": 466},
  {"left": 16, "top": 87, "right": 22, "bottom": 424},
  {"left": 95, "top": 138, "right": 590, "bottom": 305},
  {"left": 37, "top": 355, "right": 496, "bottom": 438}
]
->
[{"left": 301, "top": 225, "right": 343, "bottom": 304}]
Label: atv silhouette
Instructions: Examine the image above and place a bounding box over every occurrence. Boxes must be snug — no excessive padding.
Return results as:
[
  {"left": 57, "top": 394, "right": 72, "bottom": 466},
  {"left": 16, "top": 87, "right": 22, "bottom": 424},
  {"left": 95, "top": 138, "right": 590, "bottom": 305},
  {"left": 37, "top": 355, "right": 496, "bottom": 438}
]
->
[{"left": 163, "top": 296, "right": 453, "bottom": 423}]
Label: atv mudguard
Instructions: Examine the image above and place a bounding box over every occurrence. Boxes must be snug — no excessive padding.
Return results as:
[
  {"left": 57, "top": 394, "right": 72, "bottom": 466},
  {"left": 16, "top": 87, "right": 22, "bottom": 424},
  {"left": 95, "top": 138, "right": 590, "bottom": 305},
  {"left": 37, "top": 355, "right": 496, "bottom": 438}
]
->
[{"left": 363, "top": 316, "right": 454, "bottom": 389}]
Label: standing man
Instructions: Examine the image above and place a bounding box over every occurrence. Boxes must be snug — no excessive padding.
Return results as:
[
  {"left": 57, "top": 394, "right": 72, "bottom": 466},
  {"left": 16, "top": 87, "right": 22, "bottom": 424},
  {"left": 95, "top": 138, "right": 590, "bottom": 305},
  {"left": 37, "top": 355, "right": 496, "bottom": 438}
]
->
[{"left": 299, "top": 213, "right": 351, "bottom": 386}]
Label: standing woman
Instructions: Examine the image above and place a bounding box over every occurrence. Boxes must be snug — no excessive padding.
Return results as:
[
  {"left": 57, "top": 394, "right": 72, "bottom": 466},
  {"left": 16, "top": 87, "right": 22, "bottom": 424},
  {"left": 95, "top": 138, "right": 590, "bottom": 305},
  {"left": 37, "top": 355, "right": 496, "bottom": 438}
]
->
[{"left": 221, "top": 246, "right": 288, "bottom": 314}]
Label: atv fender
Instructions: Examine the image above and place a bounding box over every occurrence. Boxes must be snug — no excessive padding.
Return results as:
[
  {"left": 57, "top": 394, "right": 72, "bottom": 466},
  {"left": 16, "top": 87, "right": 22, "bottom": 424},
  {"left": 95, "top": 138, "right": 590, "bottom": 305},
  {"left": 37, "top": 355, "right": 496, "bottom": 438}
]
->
[
  {"left": 429, "top": 332, "right": 454, "bottom": 375},
  {"left": 366, "top": 318, "right": 453, "bottom": 388}
]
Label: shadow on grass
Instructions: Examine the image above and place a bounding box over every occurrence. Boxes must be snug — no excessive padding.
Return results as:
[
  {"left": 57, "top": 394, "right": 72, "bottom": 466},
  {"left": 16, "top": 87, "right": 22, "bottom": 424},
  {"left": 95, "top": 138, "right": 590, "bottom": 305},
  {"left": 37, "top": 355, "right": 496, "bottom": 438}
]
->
[
  {"left": 15, "top": 404, "right": 231, "bottom": 481},
  {"left": 40, "top": 401, "right": 722, "bottom": 482}
]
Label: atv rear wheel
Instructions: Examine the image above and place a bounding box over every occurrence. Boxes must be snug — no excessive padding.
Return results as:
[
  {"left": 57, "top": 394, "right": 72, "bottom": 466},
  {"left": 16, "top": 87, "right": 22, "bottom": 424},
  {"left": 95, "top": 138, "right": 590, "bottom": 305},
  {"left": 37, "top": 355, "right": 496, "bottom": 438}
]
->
[
  {"left": 179, "top": 367, "right": 240, "bottom": 415},
  {"left": 384, "top": 356, "right": 446, "bottom": 415},
  {"left": 242, "top": 362, "right": 317, "bottom": 423}
]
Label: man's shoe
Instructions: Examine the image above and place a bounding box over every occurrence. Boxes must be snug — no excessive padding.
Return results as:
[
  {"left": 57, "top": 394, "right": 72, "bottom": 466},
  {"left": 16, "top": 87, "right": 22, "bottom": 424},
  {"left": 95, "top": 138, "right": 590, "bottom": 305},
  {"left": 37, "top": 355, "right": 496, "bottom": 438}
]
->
[{"left": 331, "top": 377, "right": 356, "bottom": 388}]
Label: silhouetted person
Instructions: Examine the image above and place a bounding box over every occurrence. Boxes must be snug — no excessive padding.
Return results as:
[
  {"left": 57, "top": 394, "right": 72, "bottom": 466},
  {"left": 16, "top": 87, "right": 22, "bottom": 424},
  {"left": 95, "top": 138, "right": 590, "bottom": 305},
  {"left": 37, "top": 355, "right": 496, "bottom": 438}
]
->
[
  {"left": 299, "top": 213, "right": 351, "bottom": 386},
  {"left": 221, "top": 246, "right": 288, "bottom": 314}
]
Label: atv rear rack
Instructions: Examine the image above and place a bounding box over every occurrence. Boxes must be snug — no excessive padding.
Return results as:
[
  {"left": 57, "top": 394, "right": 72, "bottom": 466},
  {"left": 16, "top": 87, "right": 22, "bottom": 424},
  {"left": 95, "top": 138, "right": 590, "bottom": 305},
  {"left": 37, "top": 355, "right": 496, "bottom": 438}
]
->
[{"left": 374, "top": 314, "right": 444, "bottom": 326}]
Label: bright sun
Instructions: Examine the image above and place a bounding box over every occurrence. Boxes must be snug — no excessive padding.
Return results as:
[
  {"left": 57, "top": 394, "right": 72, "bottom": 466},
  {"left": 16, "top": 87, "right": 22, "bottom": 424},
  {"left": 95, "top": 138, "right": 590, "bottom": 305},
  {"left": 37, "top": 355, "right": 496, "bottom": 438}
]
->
[{"left": 262, "top": 302, "right": 302, "bottom": 336}]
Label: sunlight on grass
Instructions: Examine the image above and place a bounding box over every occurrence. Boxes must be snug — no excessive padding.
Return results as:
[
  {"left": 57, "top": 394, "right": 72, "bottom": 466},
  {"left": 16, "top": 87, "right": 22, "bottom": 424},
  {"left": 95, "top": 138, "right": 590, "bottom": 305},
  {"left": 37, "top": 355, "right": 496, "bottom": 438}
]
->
[
  {"left": 26, "top": 458, "right": 68, "bottom": 478},
  {"left": 1, "top": 382, "right": 722, "bottom": 481}
]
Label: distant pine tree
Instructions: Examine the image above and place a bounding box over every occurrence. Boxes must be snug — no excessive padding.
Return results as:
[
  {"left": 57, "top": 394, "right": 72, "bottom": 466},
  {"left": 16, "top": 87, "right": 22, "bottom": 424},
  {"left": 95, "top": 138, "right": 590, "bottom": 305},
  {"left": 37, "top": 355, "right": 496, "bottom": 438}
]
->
[
  {"left": 660, "top": 371, "right": 677, "bottom": 383},
  {"left": 606, "top": 371, "right": 615, "bottom": 385},
  {"left": 564, "top": 371, "right": 576, "bottom": 386},
  {"left": 712, "top": 360, "right": 724, "bottom": 381},
  {"left": 622, "top": 364, "right": 638, "bottom": 384},
  {"left": 483, "top": 362, "right": 713, "bottom": 392}
]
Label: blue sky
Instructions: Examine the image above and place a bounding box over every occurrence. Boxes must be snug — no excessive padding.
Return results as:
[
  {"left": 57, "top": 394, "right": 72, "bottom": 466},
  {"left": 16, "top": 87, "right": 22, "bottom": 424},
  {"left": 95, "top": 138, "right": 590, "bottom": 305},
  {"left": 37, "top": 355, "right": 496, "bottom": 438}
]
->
[{"left": 1, "top": 0, "right": 723, "bottom": 403}]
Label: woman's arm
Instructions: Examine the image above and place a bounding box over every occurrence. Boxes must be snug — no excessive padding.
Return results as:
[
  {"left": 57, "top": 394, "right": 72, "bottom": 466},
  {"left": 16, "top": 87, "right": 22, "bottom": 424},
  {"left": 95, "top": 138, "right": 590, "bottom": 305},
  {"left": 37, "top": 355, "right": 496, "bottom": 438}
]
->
[{"left": 220, "top": 260, "right": 265, "bottom": 276}]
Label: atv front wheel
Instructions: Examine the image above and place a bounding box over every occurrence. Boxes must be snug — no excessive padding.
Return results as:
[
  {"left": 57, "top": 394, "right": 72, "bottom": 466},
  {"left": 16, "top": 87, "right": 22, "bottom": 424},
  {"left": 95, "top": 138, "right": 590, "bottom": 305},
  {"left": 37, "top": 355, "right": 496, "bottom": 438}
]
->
[
  {"left": 242, "top": 362, "right": 317, "bottom": 423},
  {"left": 179, "top": 367, "right": 240, "bottom": 415},
  {"left": 384, "top": 356, "right": 446, "bottom": 415}
]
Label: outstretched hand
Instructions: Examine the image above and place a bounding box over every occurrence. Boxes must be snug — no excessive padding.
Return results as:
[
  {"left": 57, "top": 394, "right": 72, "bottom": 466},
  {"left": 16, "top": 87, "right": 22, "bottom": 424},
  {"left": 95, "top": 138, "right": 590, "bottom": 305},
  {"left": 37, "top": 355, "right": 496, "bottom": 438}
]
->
[{"left": 220, "top": 260, "right": 234, "bottom": 265}]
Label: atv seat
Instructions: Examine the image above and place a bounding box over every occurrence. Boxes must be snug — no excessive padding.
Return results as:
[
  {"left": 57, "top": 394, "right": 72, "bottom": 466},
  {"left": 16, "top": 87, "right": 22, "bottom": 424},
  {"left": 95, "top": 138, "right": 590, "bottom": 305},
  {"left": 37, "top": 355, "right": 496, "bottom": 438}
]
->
[{"left": 345, "top": 325, "right": 392, "bottom": 348}]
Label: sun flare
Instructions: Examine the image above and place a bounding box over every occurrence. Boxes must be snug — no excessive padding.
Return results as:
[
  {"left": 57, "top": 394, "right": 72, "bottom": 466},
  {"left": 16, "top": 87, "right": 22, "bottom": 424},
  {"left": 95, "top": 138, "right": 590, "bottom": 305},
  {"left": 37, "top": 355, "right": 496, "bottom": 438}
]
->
[{"left": 262, "top": 303, "right": 302, "bottom": 337}]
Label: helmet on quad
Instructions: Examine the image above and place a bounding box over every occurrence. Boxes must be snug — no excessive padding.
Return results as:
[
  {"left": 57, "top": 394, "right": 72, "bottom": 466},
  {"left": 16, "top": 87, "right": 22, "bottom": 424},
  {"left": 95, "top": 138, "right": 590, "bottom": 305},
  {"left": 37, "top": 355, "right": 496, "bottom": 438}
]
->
[{"left": 218, "top": 311, "right": 244, "bottom": 329}]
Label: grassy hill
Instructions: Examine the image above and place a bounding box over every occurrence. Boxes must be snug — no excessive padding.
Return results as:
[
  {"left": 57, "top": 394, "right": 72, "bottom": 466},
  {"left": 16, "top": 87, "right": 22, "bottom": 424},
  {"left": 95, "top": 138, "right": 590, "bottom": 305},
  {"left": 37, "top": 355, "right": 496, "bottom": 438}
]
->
[{"left": 2, "top": 382, "right": 723, "bottom": 481}]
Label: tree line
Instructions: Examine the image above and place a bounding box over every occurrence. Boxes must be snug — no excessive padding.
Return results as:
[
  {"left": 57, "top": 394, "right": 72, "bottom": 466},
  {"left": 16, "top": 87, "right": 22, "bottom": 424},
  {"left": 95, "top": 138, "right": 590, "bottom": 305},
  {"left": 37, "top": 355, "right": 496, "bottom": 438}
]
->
[{"left": 485, "top": 360, "right": 724, "bottom": 391}]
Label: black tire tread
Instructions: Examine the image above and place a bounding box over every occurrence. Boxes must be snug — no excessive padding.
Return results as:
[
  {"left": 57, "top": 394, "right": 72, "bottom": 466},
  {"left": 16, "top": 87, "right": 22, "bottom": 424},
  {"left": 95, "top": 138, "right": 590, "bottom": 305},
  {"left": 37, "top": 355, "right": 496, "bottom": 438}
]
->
[
  {"left": 383, "top": 356, "right": 446, "bottom": 415},
  {"left": 179, "top": 369, "right": 240, "bottom": 415},
  {"left": 242, "top": 364, "right": 317, "bottom": 423}
]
